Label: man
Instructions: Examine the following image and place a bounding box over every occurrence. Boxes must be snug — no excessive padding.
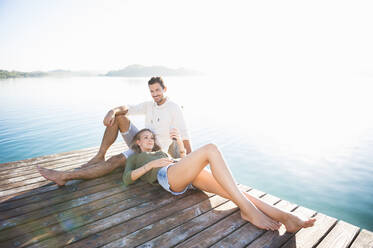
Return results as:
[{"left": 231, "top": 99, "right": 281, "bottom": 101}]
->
[{"left": 38, "top": 77, "right": 191, "bottom": 186}]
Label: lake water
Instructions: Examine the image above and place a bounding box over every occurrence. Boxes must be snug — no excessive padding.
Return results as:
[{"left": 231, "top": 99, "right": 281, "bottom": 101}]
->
[{"left": 1, "top": 75, "right": 372, "bottom": 231}]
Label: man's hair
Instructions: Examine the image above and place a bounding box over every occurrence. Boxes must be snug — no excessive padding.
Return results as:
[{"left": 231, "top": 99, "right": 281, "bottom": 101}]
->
[{"left": 148, "top": 77, "right": 165, "bottom": 89}]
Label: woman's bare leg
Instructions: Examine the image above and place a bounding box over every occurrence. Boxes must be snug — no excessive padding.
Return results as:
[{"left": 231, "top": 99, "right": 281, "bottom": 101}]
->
[
  {"left": 192, "top": 169, "right": 316, "bottom": 232},
  {"left": 167, "top": 144, "right": 281, "bottom": 231}
]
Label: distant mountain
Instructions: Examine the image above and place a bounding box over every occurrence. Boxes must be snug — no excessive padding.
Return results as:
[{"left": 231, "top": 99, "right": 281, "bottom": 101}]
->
[
  {"left": 105, "top": 64, "right": 203, "bottom": 77},
  {"left": 0, "top": 70, "right": 47, "bottom": 79},
  {"left": 0, "top": 65, "right": 202, "bottom": 79},
  {"left": 0, "top": 69, "right": 100, "bottom": 79}
]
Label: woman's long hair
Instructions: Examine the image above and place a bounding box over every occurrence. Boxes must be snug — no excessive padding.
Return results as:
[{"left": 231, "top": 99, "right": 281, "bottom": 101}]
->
[{"left": 130, "top": 128, "right": 161, "bottom": 153}]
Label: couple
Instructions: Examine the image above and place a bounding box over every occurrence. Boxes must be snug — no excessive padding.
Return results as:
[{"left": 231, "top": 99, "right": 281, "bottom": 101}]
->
[{"left": 38, "top": 77, "right": 315, "bottom": 232}]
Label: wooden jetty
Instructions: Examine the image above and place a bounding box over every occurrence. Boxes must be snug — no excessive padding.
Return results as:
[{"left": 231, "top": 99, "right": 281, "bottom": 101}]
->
[{"left": 0, "top": 142, "right": 372, "bottom": 248}]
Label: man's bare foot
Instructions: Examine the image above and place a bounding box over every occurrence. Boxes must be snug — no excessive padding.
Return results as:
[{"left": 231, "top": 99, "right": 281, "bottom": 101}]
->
[
  {"left": 283, "top": 212, "right": 316, "bottom": 233},
  {"left": 82, "top": 154, "right": 105, "bottom": 168},
  {"left": 37, "top": 166, "right": 67, "bottom": 186},
  {"left": 241, "top": 209, "right": 282, "bottom": 231}
]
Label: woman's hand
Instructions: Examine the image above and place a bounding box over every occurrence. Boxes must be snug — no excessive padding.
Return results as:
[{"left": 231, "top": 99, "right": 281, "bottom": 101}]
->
[
  {"left": 170, "top": 128, "right": 186, "bottom": 158},
  {"left": 103, "top": 110, "right": 116, "bottom": 127},
  {"left": 170, "top": 128, "right": 182, "bottom": 142},
  {"left": 147, "top": 158, "right": 174, "bottom": 169},
  {"left": 131, "top": 158, "right": 173, "bottom": 182}
]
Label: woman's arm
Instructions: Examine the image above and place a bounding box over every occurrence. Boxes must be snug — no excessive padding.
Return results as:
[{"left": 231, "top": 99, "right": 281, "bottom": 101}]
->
[
  {"left": 130, "top": 162, "right": 152, "bottom": 181},
  {"left": 122, "top": 155, "right": 137, "bottom": 185},
  {"left": 182, "top": 140, "right": 191, "bottom": 154},
  {"left": 127, "top": 158, "right": 174, "bottom": 184},
  {"left": 170, "top": 128, "right": 187, "bottom": 158},
  {"left": 177, "top": 139, "right": 187, "bottom": 158}
]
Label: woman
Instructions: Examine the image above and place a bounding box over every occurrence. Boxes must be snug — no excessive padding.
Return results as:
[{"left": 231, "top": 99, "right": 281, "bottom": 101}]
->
[{"left": 123, "top": 128, "right": 316, "bottom": 232}]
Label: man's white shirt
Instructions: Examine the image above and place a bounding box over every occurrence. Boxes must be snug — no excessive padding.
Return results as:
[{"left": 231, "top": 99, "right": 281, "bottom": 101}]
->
[{"left": 127, "top": 97, "right": 189, "bottom": 151}]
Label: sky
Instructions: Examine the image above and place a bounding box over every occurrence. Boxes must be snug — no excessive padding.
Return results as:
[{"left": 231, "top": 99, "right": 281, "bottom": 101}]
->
[{"left": 0, "top": 0, "right": 372, "bottom": 78}]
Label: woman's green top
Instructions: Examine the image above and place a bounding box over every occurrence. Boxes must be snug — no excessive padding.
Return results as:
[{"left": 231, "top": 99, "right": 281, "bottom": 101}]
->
[{"left": 122, "top": 150, "right": 169, "bottom": 186}]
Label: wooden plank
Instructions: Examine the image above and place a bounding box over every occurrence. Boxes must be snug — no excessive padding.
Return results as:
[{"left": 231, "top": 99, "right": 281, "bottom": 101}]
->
[
  {"left": 139, "top": 201, "right": 238, "bottom": 248},
  {"left": 0, "top": 182, "right": 58, "bottom": 202},
  {"left": 209, "top": 194, "right": 290, "bottom": 248},
  {"left": 0, "top": 184, "right": 155, "bottom": 244},
  {"left": 0, "top": 145, "right": 124, "bottom": 186},
  {"left": 0, "top": 167, "right": 123, "bottom": 203},
  {"left": 136, "top": 188, "right": 261, "bottom": 248},
  {"left": 0, "top": 142, "right": 126, "bottom": 172},
  {"left": 0, "top": 151, "right": 126, "bottom": 199},
  {"left": 350, "top": 229, "right": 373, "bottom": 248},
  {"left": 0, "top": 164, "right": 108, "bottom": 191},
  {"left": 103, "top": 193, "right": 237, "bottom": 248},
  {"left": 0, "top": 172, "right": 122, "bottom": 211},
  {"left": 32, "top": 190, "right": 208, "bottom": 248},
  {"left": 0, "top": 182, "right": 150, "bottom": 232},
  {"left": 281, "top": 212, "right": 337, "bottom": 248},
  {"left": 102, "top": 186, "right": 254, "bottom": 248},
  {"left": 0, "top": 156, "right": 124, "bottom": 190},
  {"left": 0, "top": 145, "right": 124, "bottom": 180},
  {"left": 0, "top": 163, "right": 84, "bottom": 184},
  {"left": 245, "top": 202, "right": 313, "bottom": 248},
  {"left": 0, "top": 150, "right": 103, "bottom": 178},
  {"left": 210, "top": 218, "right": 266, "bottom": 248},
  {"left": 316, "top": 220, "right": 360, "bottom": 248},
  {"left": 0, "top": 147, "right": 98, "bottom": 170},
  {"left": 0, "top": 187, "right": 165, "bottom": 247},
  {"left": 174, "top": 191, "right": 281, "bottom": 248},
  {"left": 0, "top": 156, "right": 125, "bottom": 197},
  {"left": 0, "top": 175, "right": 129, "bottom": 221}
]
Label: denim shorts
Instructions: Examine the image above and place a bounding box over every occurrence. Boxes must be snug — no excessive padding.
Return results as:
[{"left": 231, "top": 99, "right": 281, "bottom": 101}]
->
[
  {"left": 121, "top": 122, "right": 139, "bottom": 158},
  {"left": 157, "top": 163, "right": 195, "bottom": 195}
]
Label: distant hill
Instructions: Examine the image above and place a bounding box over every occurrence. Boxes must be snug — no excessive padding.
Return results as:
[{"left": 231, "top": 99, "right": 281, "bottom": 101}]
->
[
  {"left": 105, "top": 64, "right": 203, "bottom": 77},
  {"left": 0, "top": 65, "right": 203, "bottom": 79},
  {"left": 0, "top": 70, "right": 47, "bottom": 79},
  {"left": 0, "top": 69, "right": 101, "bottom": 79}
]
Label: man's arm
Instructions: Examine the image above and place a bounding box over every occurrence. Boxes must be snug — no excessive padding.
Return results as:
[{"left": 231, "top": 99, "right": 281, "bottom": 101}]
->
[
  {"left": 111, "top": 105, "right": 129, "bottom": 116},
  {"left": 183, "top": 140, "right": 192, "bottom": 154},
  {"left": 104, "top": 102, "right": 148, "bottom": 127},
  {"left": 111, "top": 100, "right": 149, "bottom": 117},
  {"left": 103, "top": 105, "right": 128, "bottom": 127}
]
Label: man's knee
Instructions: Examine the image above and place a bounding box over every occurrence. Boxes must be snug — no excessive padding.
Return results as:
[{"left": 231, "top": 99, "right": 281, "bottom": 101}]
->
[
  {"left": 107, "top": 154, "right": 126, "bottom": 168},
  {"left": 116, "top": 115, "right": 130, "bottom": 133}
]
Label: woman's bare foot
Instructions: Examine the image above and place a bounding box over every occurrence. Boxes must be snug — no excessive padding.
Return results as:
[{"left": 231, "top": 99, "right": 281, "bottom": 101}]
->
[
  {"left": 37, "top": 166, "right": 67, "bottom": 186},
  {"left": 82, "top": 154, "right": 105, "bottom": 168},
  {"left": 241, "top": 209, "right": 282, "bottom": 231},
  {"left": 282, "top": 212, "right": 316, "bottom": 233}
]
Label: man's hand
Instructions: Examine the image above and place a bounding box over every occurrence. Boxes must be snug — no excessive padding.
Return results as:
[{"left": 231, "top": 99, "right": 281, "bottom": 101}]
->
[{"left": 103, "top": 110, "right": 116, "bottom": 127}]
